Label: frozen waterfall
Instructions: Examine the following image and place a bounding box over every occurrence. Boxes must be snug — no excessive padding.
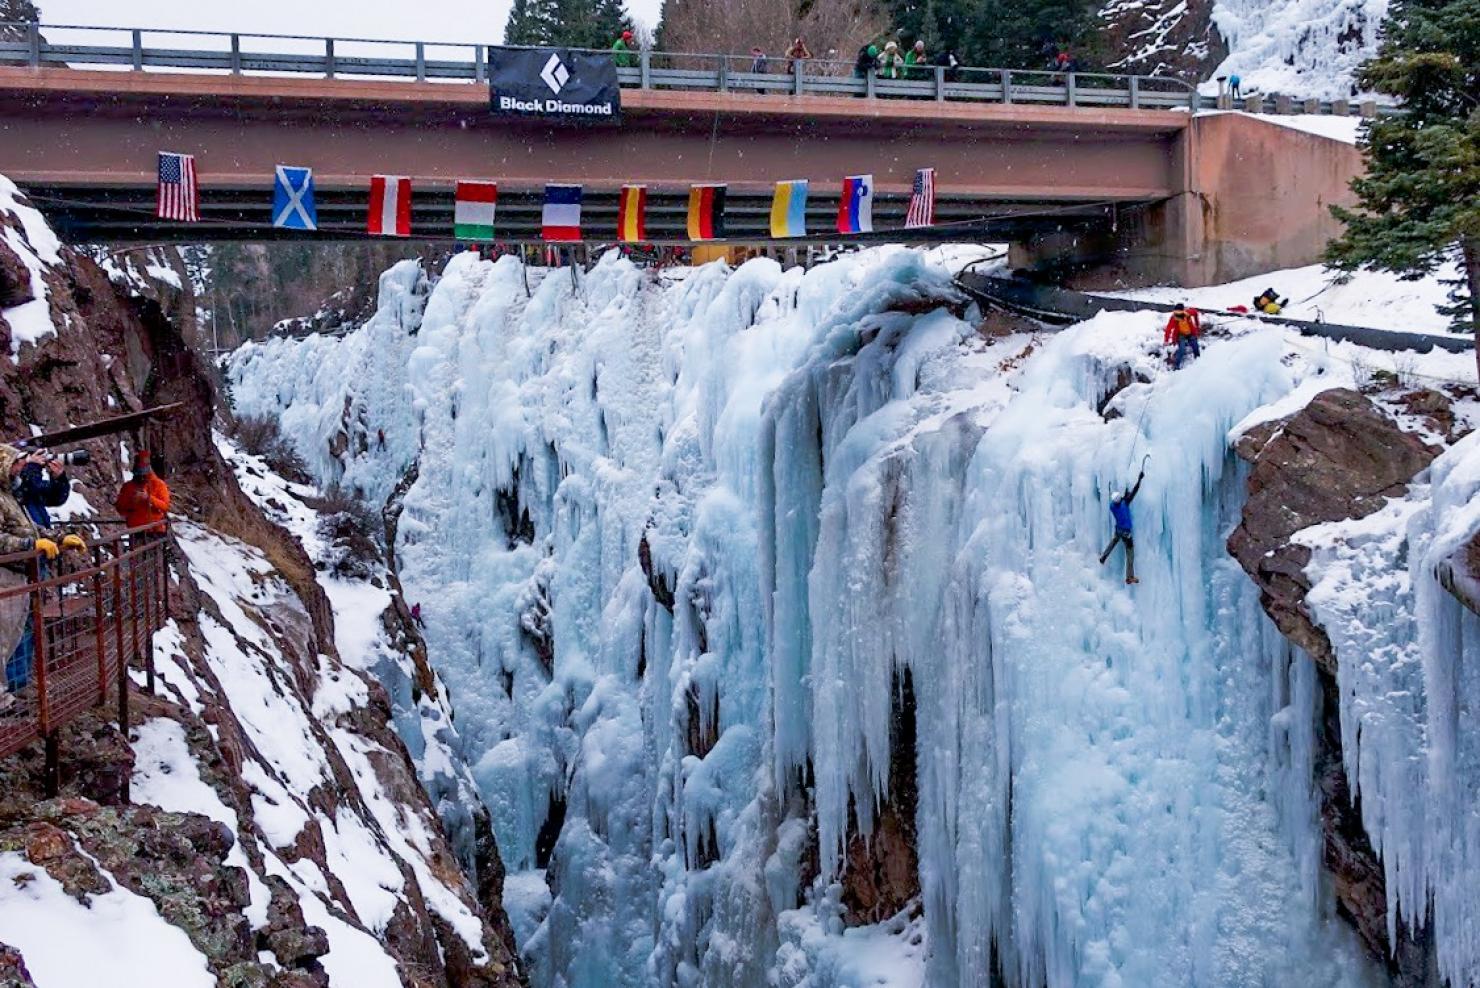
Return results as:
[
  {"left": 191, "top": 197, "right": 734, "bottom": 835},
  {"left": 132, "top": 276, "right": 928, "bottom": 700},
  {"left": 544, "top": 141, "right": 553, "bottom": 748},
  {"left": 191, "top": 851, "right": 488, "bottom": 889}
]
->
[{"left": 228, "top": 247, "right": 1391, "bottom": 987}]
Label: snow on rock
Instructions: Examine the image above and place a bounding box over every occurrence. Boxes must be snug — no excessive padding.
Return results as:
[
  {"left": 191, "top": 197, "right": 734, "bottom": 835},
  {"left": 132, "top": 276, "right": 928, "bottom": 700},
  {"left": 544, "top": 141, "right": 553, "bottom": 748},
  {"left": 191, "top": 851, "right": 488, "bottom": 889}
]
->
[
  {"left": 223, "top": 244, "right": 1480, "bottom": 987},
  {"left": 0, "top": 175, "right": 64, "bottom": 355},
  {"left": 0, "top": 848, "right": 215, "bottom": 987}
]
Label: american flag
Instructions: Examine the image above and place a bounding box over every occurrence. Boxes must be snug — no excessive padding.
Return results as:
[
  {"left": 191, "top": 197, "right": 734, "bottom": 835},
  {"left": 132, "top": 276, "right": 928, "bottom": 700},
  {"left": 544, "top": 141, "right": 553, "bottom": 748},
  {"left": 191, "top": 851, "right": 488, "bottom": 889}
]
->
[
  {"left": 156, "top": 152, "right": 199, "bottom": 223},
  {"left": 904, "top": 167, "right": 935, "bottom": 229}
]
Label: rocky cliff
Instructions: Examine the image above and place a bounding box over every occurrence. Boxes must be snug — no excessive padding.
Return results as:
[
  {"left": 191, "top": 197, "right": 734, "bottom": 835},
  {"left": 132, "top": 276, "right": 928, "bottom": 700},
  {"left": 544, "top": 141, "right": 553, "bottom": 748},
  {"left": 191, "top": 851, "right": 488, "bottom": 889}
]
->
[
  {"left": 1229, "top": 382, "right": 1478, "bottom": 985},
  {"left": 0, "top": 180, "right": 524, "bottom": 986}
]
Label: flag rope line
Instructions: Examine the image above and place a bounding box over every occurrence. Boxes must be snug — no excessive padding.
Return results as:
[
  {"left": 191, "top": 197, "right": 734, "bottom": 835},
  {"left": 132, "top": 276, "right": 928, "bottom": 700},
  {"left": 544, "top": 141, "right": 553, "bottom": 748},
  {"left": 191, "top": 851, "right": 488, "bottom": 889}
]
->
[{"left": 24, "top": 191, "right": 1132, "bottom": 245}]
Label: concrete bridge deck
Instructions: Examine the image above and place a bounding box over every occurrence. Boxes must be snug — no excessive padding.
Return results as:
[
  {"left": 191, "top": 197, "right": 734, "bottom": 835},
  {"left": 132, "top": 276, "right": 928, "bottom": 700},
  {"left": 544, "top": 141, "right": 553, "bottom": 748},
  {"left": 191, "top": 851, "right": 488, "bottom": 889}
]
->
[{"left": 0, "top": 66, "right": 1366, "bottom": 286}]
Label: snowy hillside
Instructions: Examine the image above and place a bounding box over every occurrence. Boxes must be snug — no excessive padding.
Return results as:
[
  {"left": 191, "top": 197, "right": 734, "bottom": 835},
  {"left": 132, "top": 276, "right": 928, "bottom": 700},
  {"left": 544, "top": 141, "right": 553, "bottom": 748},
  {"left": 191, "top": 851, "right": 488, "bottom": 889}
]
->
[
  {"left": 1100, "top": 0, "right": 1391, "bottom": 98},
  {"left": 0, "top": 175, "right": 521, "bottom": 987},
  {"left": 228, "top": 245, "right": 1480, "bottom": 987}
]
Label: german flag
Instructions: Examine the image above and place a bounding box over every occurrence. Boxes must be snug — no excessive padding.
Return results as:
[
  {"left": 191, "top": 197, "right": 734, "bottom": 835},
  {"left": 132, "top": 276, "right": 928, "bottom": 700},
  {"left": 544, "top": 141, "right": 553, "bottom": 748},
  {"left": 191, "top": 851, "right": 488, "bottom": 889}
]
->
[
  {"left": 618, "top": 185, "right": 647, "bottom": 243},
  {"left": 687, "top": 184, "right": 726, "bottom": 241}
]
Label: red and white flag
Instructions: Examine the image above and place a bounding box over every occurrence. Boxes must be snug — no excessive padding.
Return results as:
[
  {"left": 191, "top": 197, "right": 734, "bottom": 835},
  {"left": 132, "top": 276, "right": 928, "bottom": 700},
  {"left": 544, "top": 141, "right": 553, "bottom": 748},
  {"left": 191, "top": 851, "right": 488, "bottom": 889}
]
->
[
  {"left": 156, "top": 152, "right": 199, "bottom": 223},
  {"left": 904, "top": 167, "right": 935, "bottom": 229},
  {"left": 368, "top": 175, "right": 412, "bottom": 237}
]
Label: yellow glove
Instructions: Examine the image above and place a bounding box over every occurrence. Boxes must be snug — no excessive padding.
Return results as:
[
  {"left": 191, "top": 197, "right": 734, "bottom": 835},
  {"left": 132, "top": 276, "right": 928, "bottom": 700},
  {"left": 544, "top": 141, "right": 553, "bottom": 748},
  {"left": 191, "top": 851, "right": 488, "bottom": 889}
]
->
[
  {"left": 34, "top": 538, "right": 59, "bottom": 560},
  {"left": 61, "top": 534, "right": 87, "bottom": 553}
]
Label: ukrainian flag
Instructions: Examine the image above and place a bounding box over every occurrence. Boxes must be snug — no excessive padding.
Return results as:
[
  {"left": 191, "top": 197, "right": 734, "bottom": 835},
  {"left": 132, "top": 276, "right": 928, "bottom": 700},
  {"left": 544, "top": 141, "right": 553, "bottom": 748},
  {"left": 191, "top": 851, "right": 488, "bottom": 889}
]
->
[{"left": 769, "top": 179, "right": 808, "bottom": 239}]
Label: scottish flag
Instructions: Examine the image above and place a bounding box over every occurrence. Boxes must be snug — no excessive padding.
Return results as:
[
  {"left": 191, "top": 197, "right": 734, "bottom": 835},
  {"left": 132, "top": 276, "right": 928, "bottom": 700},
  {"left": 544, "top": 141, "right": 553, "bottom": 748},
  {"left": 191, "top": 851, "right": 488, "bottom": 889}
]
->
[
  {"left": 273, "top": 166, "right": 317, "bottom": 231},
  {"left": 836, "top": 174, "right": 874, "bottom": 235}
]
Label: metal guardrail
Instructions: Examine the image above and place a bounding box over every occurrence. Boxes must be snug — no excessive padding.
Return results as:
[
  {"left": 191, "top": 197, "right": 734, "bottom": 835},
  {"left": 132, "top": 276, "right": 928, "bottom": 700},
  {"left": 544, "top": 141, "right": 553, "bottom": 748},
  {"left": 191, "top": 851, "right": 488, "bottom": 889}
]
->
[
  {"left": 0, "top": 21, "right": 1335, "bottom": 114},
  {"left": 0, "top": 523, "right": 170, "bottom": 793}
]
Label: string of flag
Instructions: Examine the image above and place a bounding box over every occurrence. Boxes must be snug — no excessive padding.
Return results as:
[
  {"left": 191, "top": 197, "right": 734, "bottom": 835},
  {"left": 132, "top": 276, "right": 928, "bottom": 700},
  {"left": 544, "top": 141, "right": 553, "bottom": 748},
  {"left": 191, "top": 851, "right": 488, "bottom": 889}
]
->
[{"left": 155, "top": 152, "right": 940, "bottom": 244}]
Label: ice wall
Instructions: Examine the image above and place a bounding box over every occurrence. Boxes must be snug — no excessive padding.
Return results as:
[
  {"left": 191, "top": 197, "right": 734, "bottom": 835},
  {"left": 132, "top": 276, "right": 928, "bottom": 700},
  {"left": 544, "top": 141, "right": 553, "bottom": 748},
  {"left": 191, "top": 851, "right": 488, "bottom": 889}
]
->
[
  {"left": 229, "top": 248, "right": 1380, "bottom": 987},
  {"left": 1301, "top": 431, "right": 1480, "bottom": 986},
  {"left": 1206, "top": 0, "right": 1389, "bottom": 99}
]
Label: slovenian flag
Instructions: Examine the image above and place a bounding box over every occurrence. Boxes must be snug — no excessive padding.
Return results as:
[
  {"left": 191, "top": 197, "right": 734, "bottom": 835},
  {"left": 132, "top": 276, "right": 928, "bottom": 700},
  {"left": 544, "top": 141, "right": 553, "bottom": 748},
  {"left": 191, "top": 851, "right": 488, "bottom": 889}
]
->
[
  {"left": 368, "top": 175, "right": 412, "bottom": 237},
  {"left": 770, "top": 180, "right": 808, "bottom": 239},
  {"left": 543, "top": 184, "right": 583, "bottom": 242},
  {"left": 454, "top": 181, "right": 498, "bottom": 242},
  {"left": 837, "top": 174, "right": 874, "bottom": 236},
  {"left": 687, "top": 184, "right": 726, "bottom": 242},
  {"left": 618, "top": 185, "right": 647, "bottom": 243}
]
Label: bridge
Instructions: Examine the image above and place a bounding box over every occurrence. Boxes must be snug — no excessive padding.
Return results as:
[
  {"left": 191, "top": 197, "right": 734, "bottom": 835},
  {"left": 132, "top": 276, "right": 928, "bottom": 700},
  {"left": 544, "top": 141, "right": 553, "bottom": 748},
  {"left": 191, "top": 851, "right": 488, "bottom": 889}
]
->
[{"left": 0, "top": 23, "right": 1371, "bottom": 286}]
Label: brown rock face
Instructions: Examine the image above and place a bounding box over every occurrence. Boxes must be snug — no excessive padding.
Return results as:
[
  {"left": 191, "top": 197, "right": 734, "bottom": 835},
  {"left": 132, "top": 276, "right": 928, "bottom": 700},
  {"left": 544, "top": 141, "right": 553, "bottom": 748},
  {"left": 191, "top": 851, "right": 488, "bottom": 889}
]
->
[
  {"left": 1228, "top": 388, "right": 1439, "bottom": 678},
  {"left": 841, "top": 668, "right": 920, "bottom": 927},
  {"left": 1099, "top": 0, "right": 1228, "bottom": 82},
  {"left": 1228, "top": 387, "right": 1443, "bottom": 980},
  {"left": 0, "top": 237, "right": 33, "bottom": 309}
]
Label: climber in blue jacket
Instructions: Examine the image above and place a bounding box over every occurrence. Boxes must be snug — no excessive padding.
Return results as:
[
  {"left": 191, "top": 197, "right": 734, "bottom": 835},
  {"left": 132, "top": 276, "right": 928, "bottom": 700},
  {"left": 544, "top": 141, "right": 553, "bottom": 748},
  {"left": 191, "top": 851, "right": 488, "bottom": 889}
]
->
[{"left": 1099, "top": 463, "right": 1145, "bottom": 585}]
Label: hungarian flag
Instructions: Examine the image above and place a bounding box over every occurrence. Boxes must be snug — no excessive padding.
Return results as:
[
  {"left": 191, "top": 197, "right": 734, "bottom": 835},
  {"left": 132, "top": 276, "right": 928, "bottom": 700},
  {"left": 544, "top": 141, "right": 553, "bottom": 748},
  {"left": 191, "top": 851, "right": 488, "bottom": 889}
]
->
[
  {"left": 618, "top": 185, "right": 647, "bottom": 243},
  {"left": 454, "top": 181, "right": 498, "bottom": 241},
  {"left": 368, "top": 175, "right": 412, "bottom": 237},
  {"left": 769, "top": 179, "right": 808, "bottom": 239},
  {"left": 837, "top": 175, "right": 874, "bottom": 235},
  {"left": 543, "top": 184, "right": 583, "bottom": 242},
  {"left": 687, "top": 184, "right": 726, "bottom": 242}
]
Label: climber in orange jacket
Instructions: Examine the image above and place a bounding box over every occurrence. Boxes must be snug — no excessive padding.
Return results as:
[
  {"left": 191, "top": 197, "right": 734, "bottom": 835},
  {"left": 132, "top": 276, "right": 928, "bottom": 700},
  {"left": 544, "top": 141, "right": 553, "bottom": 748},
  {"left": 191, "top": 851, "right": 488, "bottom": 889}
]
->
[
  {"left": 1163, "top": 303, "right": 1202, "bottom": 370},
  {"left": 115, "top": 450, "right": 171, "bottom": 533}
]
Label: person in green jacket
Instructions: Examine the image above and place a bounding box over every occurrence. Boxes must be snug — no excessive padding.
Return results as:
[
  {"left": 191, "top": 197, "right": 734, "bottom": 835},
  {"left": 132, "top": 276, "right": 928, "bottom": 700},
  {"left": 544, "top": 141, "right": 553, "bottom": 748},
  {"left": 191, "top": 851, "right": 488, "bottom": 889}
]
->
[
  {"left": 611, "top": 30, "right": 636, "bottom": 69},
  {"left": 877, "top": 41, "right": 904, "bottom": 80},
  {"left": 904, "top": 40, "right": 929, "bottom": 79}
]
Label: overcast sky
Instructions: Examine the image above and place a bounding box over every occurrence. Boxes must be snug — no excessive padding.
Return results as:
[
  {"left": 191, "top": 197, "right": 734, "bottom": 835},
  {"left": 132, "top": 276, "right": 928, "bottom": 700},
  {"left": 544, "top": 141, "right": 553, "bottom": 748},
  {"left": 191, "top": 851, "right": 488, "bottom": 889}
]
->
[{"left": 37, "top": 0, "right": 662, "bottom": 45}]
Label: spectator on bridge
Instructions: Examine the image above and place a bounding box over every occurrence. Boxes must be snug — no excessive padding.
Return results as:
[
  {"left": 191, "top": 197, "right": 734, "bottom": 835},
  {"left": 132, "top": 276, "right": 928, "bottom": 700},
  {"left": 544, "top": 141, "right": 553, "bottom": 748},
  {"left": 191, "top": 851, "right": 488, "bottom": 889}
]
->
[
  {"left": 611, "top": 31, "right": 637, "bottom": 69},
  {"left": 1164, "top": 302, "right": 1202, "bottom": 369},
  {"left": 878, "top": 42, "right": 904, "bottom": 80},
  {"left": 904, "top": 40, "right": 929, "bottom": 80},
  {"left": 115, "top": 450, "right": 171, "bottom": 535},
  {"left": 933, "top": 48, "right": 962, "bottom": 82},
  {"left": 750, "top": 47, "right": 769, "bottom": 75},
  {"left": 786, "top": 38, "right": 812, "bottom": 71},
  {"left": 1229, "top": 74, "right": 1243, "bottom": 100},
  {"left": 854, "top": 43, "right": 880, "bottom": 84}
]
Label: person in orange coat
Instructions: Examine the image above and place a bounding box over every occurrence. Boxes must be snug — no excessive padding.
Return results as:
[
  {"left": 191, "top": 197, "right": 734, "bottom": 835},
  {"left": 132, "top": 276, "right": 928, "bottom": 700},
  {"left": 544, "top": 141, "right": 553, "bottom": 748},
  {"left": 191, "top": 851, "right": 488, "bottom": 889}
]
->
[
  {"left": 115, "top": 450, "right": 170, "bottom": 533},
  {"left": 1163, "top": 302, "right": 1202, "bottom": 369}
]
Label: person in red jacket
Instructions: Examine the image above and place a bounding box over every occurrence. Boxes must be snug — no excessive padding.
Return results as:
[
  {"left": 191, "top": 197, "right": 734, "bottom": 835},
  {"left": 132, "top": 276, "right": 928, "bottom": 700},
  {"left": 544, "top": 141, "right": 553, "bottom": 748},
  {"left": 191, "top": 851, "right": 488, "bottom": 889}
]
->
[
  {"left": 1164, "top": 303, "right": 1202, "bottom": 369},
  {"left": 115, "top": 450, "right": 170, "bottom": 533}
]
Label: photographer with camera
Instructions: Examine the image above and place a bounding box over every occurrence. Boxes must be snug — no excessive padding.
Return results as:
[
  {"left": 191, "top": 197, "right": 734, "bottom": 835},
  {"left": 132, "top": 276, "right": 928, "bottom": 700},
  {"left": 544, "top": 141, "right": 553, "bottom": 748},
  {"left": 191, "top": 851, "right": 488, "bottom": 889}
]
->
[
  {"left": 0, "top": 444, "right": 87, "bottom": 714},
  {"left": 11, "top": 447, "right": 87, "bottom": 529}
]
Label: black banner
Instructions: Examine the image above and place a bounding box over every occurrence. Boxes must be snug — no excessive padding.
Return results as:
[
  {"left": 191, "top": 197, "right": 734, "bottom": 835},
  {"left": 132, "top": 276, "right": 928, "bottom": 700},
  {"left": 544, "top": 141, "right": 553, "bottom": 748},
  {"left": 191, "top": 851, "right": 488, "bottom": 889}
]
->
[{"left": 489, "top": 47, "right": 621, "bottom": 123}]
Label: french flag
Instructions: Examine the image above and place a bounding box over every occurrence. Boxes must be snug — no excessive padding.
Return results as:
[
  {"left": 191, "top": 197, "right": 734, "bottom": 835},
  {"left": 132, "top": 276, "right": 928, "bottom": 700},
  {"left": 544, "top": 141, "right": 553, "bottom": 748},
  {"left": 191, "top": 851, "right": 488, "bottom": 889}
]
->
[
  {"left": 543, "top": 184, "right": 583, "bottom": 242},
  {"left": 837, "top": 174, "right": 874, "bottom": 235},
  {"left": 368, "top": 175, "right": 412, "bottom": 237}
]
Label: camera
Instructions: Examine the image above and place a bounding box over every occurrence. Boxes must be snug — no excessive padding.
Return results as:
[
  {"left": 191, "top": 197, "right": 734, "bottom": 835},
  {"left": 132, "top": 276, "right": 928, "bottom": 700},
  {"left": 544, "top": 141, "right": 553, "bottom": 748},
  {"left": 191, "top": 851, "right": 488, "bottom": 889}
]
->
[{"left": 54, "top": 449, "right": 90, "bottom": 468}]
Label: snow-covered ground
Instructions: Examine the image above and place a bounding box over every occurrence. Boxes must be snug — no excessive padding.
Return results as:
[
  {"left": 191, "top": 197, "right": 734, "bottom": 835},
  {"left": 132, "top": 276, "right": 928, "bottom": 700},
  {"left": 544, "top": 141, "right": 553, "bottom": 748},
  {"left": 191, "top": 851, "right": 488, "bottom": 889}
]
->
[
  {"left": 227, "top": 244, "right": 1480, "bottom": 987},
  {"left": 1113, "top": 260, "right": 1469, "bottom": 339}
]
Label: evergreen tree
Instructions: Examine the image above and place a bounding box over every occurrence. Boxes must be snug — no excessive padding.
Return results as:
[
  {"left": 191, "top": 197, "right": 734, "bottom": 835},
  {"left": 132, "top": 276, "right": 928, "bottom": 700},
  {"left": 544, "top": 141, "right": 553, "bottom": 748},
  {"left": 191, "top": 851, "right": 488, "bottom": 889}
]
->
[
  {"left": 1326, "top": 0, "right": 1479, "bottom": 364},
  {"left": 959, "top": 0, "right": 1097, "bottom": 68},
  {"left": 505, "top": 0, "right": 630, "bottom": 49},
  {"left": 504, "top": 0, "right": 558, "bottom": 46}
]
